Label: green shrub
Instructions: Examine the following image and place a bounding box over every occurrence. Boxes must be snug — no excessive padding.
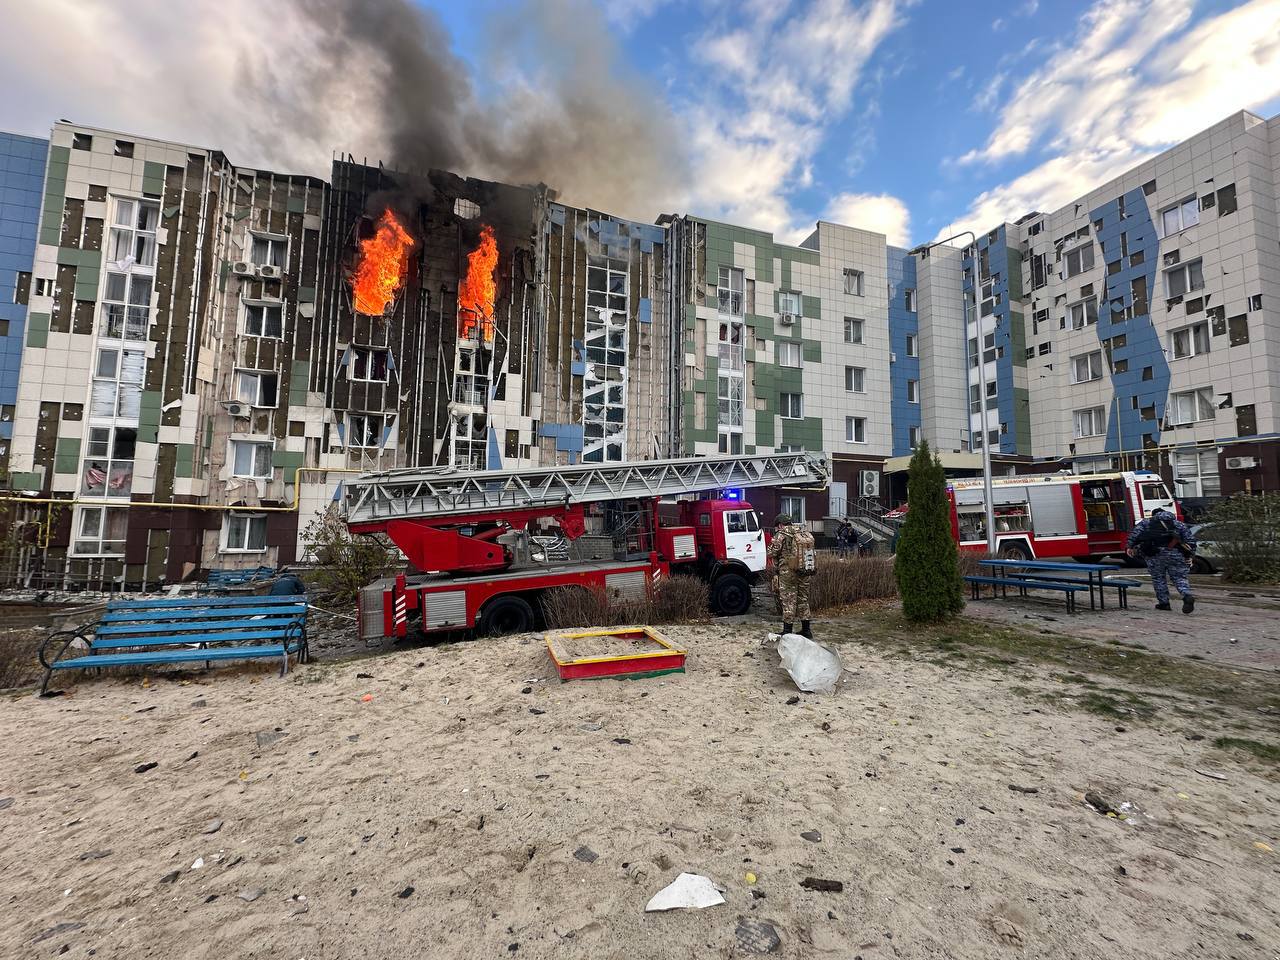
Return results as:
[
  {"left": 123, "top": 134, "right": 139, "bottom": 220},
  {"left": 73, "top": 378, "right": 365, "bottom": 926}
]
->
[
  {"left": 893, "top": 440, "right": 965, "bottom": 622},
  {"left": 1202, "top": 493, "right": 1280, "bottom": 583},
  {"left": 300, "top": 508, "right": 400, "bottom": 607}
]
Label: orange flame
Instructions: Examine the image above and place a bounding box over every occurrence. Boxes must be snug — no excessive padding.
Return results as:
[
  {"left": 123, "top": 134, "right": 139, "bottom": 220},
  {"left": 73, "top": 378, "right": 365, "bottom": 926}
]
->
[
  {"left": 352, "top": 209, "right": 414, "bottom": 316},
  {"left": 459, "top": 224, "right": 498, "bottom": 343}
]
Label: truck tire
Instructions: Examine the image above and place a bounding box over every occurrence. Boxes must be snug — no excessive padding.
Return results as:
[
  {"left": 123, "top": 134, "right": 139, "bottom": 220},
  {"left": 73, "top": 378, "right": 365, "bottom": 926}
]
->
[
  {"left": 479, "top": 595, "right": 535, "bottom": 636},
  {"left": 998, "top": 541, "right": 1032, "bottom": 561},
  {"left": 710, "top": 573, "right": 751, "bottom": 616}
]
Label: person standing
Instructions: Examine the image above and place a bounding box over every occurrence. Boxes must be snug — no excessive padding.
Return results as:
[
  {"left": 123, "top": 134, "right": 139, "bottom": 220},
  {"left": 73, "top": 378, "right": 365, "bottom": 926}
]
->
[
  {"left": 1126, "top": 507, "right": 1198, "bottom": 613},
  {"left": 769, "top": 512, "right": 816, "bottom": 638}
]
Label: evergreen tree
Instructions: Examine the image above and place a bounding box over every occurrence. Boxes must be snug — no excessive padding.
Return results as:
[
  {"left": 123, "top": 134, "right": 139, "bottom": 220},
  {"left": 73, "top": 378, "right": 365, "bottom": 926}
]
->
[{"left": 894, "top": 440, "right": 965, "bottom": 622}]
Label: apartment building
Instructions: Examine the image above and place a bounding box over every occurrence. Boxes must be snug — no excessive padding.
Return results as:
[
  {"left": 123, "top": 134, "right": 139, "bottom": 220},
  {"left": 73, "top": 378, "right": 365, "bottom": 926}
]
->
[
  {"left": 1, "top": 110, "right": 1277, "bottom": 587},
  {"left": 968, "top": 110, "right": 1280, "bottom": 504}
]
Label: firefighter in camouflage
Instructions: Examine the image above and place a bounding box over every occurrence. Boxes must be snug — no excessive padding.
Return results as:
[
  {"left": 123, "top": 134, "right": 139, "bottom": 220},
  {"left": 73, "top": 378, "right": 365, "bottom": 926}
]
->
[{"left": 769, "top": 513, "right": 815, "bottom": 639}]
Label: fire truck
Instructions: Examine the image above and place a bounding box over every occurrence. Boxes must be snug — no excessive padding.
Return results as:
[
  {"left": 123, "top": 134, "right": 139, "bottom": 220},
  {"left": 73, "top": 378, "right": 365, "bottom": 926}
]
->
[
  {"left": 343, "top": 453, "right": 829, "bottom": 640},
  {"left": 948, "top": 469, "right": 1179, "bottom": 561}
]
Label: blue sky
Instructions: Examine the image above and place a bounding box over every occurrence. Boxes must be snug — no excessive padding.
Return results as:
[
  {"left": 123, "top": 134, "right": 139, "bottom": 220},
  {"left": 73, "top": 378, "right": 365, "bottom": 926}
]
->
[
  {"left": 4, "top": 0, "right": 1280, "bottom": 248},
  {"left": 427, "top": 0, "right": 1280, "bottom": 245}
]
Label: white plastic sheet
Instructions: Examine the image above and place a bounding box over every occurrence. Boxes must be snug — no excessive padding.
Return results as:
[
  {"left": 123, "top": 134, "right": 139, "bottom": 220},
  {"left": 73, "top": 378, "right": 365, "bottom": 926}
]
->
[
  {"left": 774, "top": 632, "right": 843, "bottom": 693},
  {"left": 644, "top": 873, "right": 726, "bottom": 912}
]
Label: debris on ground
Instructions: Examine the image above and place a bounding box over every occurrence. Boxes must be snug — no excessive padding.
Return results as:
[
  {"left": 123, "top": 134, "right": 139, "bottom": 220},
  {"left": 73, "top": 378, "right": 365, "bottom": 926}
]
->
[
  {"left": 799, "top": 877, "right": 843, "bottom": 893},
  {"left": 773, "top": 633, "right": 843, "bottom": 693},
  {"left": 644, "top": 873, "right": 726, "bottom": 912},
  {"left": 735, "top": 917, "right": 782, "bottom": 954}
]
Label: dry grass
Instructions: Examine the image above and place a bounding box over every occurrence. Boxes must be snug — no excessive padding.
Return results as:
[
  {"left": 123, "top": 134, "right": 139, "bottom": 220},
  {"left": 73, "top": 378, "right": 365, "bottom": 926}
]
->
[
  {"left": 541, "top": 575, "right": 711, "bottom": 630},
  {"left": 808, "top": 556, "right": 899, "bottom": 612},
  {"left": 0, "top": 630, "right": 45, "bottom": 690}
]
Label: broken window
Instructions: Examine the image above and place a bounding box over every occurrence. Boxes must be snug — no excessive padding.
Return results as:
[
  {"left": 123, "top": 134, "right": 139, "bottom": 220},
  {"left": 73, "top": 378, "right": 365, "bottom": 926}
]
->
[
  {"left": 1169, "top": 388, "right": 1215, "bottom": 426},
  {"left": 234, "top": 369, "right": 279, "bottom": 407},
  {"left": 1030, "top": 252, "right": 1047, "bottom": 290},
  {"left": 1129, "top": 248, "right": 1144, "bottom": 267},
  {"left": 100, "top": 272, "right": 152, "bottom": 340},
  {"left": 842, "top": 268, "right": 864, "bottom": 296},
  {"left": 91, "top": 347, "right": 144, "bottom": 418},
  {"left": 717, "top": 266, "right": 743, "bottom": 317},
  {"left": 1236, "top": 404, "right": 1257, "bottom": 437},
  {"left": 717, "top": 319, "right": 744, "bottom": 370},
  {"left": 843, "top": 317, "right": 864, "bottom": 344},
  {"left": 453, "top": 198, "right": 480, "bottom": 220},
  {"left": 1113, "top": 358, "right": 1129, "bottom": 373},
  {"left": 108, "top": 198, "right": 159, "bottom": 269},
  {"left": 1227, "top": 314, "right": 1249, "bottom": 346},
  {"left": 114, "top": 140, "right": 134, "bottom": 158},
  {"left": 242, "top": 300, "right": 283, "bottom": 338},
  {"left": 72, "top": 132, "right": 92, "bottom": 151},
  {"left": 1068, "top": 298, "right": 1098, "bottom": 329},
  {"left": 14, "top": 271, "right": 30, "bottom": 305},
  {"left": 82, "top": 426, "right": 136, "bottom": 498},
  {"left": 1165, "top": 259, "right": 1204, "bottom": 299},
  {"left": 347, "top": 412, "right": 389, "bottom": 448},
  {"left": 1129, "top": 275, "right": 1149, "bottom": 317},
  {"left": 904, "top": 288, "right": 916, "bottom": 312},
  {"left": 1170, "top": 322, "right": 1210, "bottom": 359},
  {"left": 350, "top": 346, "right": 390, "bottom": 382},
  {"left": 1038, "top": 342, "right": 1052, "bottom": 356},
  {"left": 1247, "top": 294, "right": 1262, "bottom": 311},
  {"left": 1216, "top": 183, "right": 1237, "bottom": 216},
  {"left": 1142, "top": 179, "right": 1156, "bottom": 196}
]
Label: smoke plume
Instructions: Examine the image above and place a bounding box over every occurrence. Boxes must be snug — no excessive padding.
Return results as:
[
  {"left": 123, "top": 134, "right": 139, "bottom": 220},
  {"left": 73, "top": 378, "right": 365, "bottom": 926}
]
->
[{"left": 0, "top": 0, "right": 687, "bottom": 221}]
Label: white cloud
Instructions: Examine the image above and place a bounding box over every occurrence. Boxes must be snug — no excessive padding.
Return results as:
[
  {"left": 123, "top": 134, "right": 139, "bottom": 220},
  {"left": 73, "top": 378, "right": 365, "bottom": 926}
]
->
[
  {"left": 682, "top": 0, "right": 910, "bottom": 239},
  {"left": 602, "top": 0, "right": 675, "bottom": 29},
  {"left": 992, "top": 17, "right": 1006, "bottom": 31},
  {"left": 943, "top": 0, "right": 1280, "bottom": 237},
  {"left": 824, "top": 192, "right": 912, "bottom": 245}
]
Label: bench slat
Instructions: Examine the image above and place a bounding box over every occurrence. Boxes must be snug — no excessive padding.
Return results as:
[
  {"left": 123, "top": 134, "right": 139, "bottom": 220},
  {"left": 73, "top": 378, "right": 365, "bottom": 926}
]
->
[
  {"left": 52, "top": 644, "right": 300, "bottom": 670},
  {"left": 106, "top": 595, "right": 305, "bottom": 611},
  {"left": 100, "top": 606, "right": 306, "bottom": 623},
  {"left": 96, "top": 617, "right": 302, "bottom": 637},
  {"left": 965, "top": 575, "right": 1085, "bottom": 591},
  {"left": 91, "top": 629, "right": 297, "bottom": 649}
]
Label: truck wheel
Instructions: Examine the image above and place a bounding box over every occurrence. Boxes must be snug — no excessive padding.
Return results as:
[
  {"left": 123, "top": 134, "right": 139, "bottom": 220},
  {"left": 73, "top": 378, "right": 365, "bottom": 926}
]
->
[
  {"left": 479, "top": 595, "right": 535, "bottom": 636},
  {"left": 1190, "top": 555, "right": 1214, "bottom": 575},
  {"left": 998, "top": 542, "right": 1031, "bottom": 561},
  {"left": 710, "top": 573, "right": 751, "bottom": 616}
]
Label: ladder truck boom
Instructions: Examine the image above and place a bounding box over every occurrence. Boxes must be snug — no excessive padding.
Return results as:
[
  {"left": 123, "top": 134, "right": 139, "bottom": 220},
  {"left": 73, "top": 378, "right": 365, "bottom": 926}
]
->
[{"left": 343, "top": 452, "right": 829, "bottom": 529}]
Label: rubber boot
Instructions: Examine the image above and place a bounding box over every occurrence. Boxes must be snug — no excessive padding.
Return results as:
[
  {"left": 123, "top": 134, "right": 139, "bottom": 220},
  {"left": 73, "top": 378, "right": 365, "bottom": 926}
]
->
[
  {"left": 782, "top": 622, "right": 794, "bottom": 636},
  {"left": 799, "top": 620, "right": 813, "bottom": 639}
]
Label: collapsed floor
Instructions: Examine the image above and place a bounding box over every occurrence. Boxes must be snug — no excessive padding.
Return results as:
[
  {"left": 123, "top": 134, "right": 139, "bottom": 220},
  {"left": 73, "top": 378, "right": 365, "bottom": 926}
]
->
[{"left": 1, "top": 609, "right": 1277, "bottom": 959}]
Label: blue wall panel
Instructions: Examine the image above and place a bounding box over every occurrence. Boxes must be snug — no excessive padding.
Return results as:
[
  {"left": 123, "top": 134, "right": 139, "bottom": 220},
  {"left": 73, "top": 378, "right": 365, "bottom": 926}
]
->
[
  {"left": 886, "top": 246, "right": 920, "bottom": 456},
  {"left": 0, "top": 131, "right": 48, "bottom": 425}
]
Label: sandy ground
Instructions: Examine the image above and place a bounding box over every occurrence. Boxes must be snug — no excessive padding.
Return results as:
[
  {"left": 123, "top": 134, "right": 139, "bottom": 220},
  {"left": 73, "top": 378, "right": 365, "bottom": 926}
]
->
[{"left": 1, "top": 612, "right": 1278, "bottom": 960}]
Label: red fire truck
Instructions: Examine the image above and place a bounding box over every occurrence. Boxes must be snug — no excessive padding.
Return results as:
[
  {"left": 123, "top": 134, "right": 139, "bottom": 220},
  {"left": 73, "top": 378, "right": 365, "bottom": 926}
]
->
[
  {"left": 343, "top": 453, "right": 829, "bottom": 640},
  {"left": 948, "top": 469, "right": 1179, "bottom": 561}
]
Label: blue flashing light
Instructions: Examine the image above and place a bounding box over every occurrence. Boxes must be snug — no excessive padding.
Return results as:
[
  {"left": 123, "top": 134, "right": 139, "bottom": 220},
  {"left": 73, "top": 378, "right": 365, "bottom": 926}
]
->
[{"left": 723, "top": 488, "right": 743, "bottom": 501}]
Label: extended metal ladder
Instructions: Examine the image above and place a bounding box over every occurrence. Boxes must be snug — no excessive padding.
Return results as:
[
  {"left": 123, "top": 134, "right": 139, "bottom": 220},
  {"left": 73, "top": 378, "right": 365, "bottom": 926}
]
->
[{"left": 343, "top": 453, "right": 829, "bottom": 525}]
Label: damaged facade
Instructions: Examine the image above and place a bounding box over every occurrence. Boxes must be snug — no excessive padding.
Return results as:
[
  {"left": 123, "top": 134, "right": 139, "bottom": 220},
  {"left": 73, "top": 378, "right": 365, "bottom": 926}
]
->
[{"left": 1, "top": 110, "right": 1278, "bottom": 587}]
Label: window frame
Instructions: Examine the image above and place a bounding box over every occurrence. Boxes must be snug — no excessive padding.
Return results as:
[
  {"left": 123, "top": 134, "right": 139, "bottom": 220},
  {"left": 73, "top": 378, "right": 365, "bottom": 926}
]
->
[
  {"left": 843, "top": 317, "right": 864, "bottom": 344},
  {"left": 248, "top": 231, "right": 289, "bottom": 270},
  {"left": 1169, "top": 321, "right": 1210, "bottom": 360},
  {"left": 779, "top": 495, "right": 805, "bottom": 522},
  {"left": 347, "top": 412, "right": 389, "bottom": 449},
  {"left": 1068, "top": 297, "right": 1098, "bottom": 330},
  {"left": 844, "top": 365, "right": 866, "bottom": 393},
  {"left": 716, "top": 266, "right": 744, "bottom": 317},
  {"left": 233, "top": 368, "right": 279, "bottom": 408},
  {"left": 107, "top": 197, "right": 160, "bottom": 270},
  {"left": 349, "top": 346, "right": 390, "bottom": 383},
  {"left": 229, "top": 439, "right": 274, "bottom": 479},
  {"left": 1070, "top": 350, "right": 1104, "bottom": 384},
  {"left": 845, "top": 416, "right": 867, "bottom": 443},
  {"left": 906, "top": 379, "right": 919, "bottom": 403},
  {"left": 1169, "top": 387, "right": 1215, "bottom": 426},
  {"left": 99, "top": 271, "right": 152, "bottom": 341},
  {"left": 843, "top": 268, "right": 864, "bottom": 296},
  {"left": 222, "top": 512, "right": 269, "bottom": 554},
  {"left": 241, "top": 299, "right": 284, "bottom": 339},
  {"left": 779, "top": 392, "right": 803, "bottom": 420},
  {"left": 776, "top": 340, "right": 802, "bottom": 368},
  {"left": 71, "top": 505, "right": 128, "bottom": 557},
  {"left": 904, "top": 333, "right": 918, "bottom": 357},
  {"left": 1159, "top": 196, "right": 1200, "bottom": 236},
  {"left": 1073, "top": 406, "right": 1106, "bottom": 438},
  {"left": 904, "top": 288, "right": 916, "bottom": 312},
  {"left": 1064, "top": 243, "right": 1095, "bottom": 278},
  {"left": 1164, "top": 259, "right": 1204, "bottom": 299}
]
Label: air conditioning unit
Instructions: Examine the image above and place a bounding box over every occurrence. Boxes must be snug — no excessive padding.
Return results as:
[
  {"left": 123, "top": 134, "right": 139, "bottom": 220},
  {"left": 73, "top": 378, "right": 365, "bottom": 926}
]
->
[
  {"left": 231, "top": 260, "right": 256, "bottom": 277},
  {"left": 1225, "top": 456, "right": 1257, "bottom": 470},
  {"left": 859, "top": 470, "right": 880, "bottom": 498},
  {"left": 223, "top": 401, "right": 252, "bottom": 419},
  {"left": 258, "top": 264, "right": 282, "bottom": 280},
  {"left": 778, "top": 313, "right": 797, "bottom": 326}
]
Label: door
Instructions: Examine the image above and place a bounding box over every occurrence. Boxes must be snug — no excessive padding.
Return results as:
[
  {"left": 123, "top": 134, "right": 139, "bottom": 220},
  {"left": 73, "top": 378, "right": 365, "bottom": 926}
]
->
[
  {"left": 829, "top": 481, "right": 847, "bottom": 518},
  {"left": 723, "top": 509, "right": 765, "bottom": 572}
]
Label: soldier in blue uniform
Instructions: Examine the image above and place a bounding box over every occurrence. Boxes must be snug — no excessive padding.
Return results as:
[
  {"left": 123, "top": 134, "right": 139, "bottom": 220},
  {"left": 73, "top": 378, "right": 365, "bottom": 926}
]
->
[{"left": 1126, "top": 508, "right": 1197, "bottom": 613}]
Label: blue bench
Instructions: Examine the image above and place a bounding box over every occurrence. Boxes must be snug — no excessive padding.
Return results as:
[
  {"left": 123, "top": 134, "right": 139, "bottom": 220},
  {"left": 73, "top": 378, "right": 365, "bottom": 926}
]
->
[
  {"left": 205, "top": 566, "right": 277, "bottom": 590},
  {"left": 38, "top": 594, "right": 309, "bottom": 694},
  {"left": 1014, "top": 572, "right": 1144, "bottom": 609},
  {"left": 965, "top": 574, "right": 1087, "bottom": 613}
]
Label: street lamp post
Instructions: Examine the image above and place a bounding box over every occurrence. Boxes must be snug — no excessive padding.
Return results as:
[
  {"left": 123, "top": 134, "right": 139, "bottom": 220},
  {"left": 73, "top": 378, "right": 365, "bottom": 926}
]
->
[{"left": 909, "top": 231, "right": 997, "bottom": 554}]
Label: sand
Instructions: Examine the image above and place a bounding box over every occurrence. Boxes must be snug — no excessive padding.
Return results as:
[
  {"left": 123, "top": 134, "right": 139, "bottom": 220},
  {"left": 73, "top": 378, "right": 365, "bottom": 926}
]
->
[{"left": 1, "top": 617, "right": 1277, "bottom": 959}]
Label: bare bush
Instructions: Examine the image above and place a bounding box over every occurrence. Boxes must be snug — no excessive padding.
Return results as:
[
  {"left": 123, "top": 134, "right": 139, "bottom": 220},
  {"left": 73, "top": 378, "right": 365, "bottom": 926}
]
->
[
  {"left": 0, "top": 631, "right": 44, "bottom": 690},
  {"left": 808, "top": 556, "right": 899, "bottom": 612},
  {"left": 542, "top": 574, "right": 710, "bottom": 630},
  {"left": 300, "top": 509, "right": 400, "bottom": 607}
]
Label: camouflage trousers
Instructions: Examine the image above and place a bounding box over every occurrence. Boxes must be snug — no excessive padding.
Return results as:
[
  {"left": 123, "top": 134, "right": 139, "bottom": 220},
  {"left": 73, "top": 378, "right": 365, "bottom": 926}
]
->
[
  {"left": 772, "top": 569, "right": 811, "bottom": 622},
  {"left": 1146, "top": 550, "right": 1192, "bottom": 604}
]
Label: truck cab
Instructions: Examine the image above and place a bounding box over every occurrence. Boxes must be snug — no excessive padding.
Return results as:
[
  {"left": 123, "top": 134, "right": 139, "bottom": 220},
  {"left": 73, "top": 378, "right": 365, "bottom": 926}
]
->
[{"left": 678, "top": 499, "right": 767, "bottom": 574}]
